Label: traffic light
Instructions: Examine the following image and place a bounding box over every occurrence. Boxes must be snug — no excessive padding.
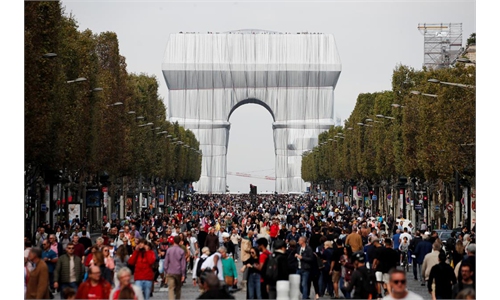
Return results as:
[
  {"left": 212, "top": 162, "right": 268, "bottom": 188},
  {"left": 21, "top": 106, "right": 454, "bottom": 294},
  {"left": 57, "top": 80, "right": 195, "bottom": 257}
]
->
[
  {"left": 369, "top": 190, "right": 374, "bottom": 197},
  {"left": 423, "top": 195, "right": 428, "bottom": 201}
]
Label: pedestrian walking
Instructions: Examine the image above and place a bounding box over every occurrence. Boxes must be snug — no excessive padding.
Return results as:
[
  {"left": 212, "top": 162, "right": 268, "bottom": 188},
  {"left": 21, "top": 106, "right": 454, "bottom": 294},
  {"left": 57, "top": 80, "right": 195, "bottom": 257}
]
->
[
  {"left": 329, "top": 238, "right": 344, "bottom": 299},
  {"left": 413, "top": 231, "right": 432, "bottom": 286},
  {"left": 113, "top": 245, "right": 130, "bottom": 287},
  {"left": 204, "top": 227, "right": 219, "bottom": 255},
  {"left": 339, "top": 244, "right": 354, "bottom": 299},
  {"left": 54, "top": 243, "right": 85, "bottom": 299},
  {"left": 220, "top": 246, "right": 239, "bottom": 291},
  {"left": 163, "top": 235, "right": 187, "bottom": 300},
  {"left": 42, "top": 239, "right": 58, "bottom": 296},
  {"left": 267, "top": 239, "right": 289, "bottom": 299},
  {"left": 427, "top": 252, "right": 456, "bottom": 299},
  {"left": 255, "top": 238, "right": 271, "bottom": 299},
  {"left": 242, "top": 247, "right": 261, "bottom": 299},
  {"left": 421, "top": 241, "right": 441, "bottom": 288},
  {"left": 75, "top": 265, "right": 112, "bottom": 299},
  {"left": 128, "top": 238, "right": 156, "bottom": 300},
  {"left": 321, "top": 240, "right": 334, "bottom": 297},
  {"left": 372, "top": 238, "right": 399, "bottom": 298},
  {"left": 240, "top": 230, "right": 254, "bottom": 291},
  {"left": 295, "top": 236, "right": 314, "bottom": 299},
  {"left": 26, "top": 247, "right": 51, "bottom": 299},
  {"left": 341, "top": 251, "right": 378, "bottom": 299}
]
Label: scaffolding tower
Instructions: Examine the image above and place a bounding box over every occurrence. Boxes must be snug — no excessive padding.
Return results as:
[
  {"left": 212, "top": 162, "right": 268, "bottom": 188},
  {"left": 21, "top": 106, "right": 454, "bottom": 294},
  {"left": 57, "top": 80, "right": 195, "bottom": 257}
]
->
[{"left": 418, "top": 23, "right": 463, "bottom": 70}]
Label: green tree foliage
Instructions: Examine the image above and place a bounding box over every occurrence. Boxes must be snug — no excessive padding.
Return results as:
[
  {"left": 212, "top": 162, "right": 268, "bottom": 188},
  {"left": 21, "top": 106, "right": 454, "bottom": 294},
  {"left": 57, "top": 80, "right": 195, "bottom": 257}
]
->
[
  {"left": 25, "top": 1, "right": 201, "bottom": 189},
  {"left": 301, "top": 64, "right": 475, "bottom": 190}
]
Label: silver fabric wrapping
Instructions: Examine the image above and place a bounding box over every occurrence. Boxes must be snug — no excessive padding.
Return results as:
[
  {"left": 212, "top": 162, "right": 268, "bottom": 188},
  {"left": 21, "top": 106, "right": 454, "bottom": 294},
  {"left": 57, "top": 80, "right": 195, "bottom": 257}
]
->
[{"left": 162, "top": 31, "right": 342, "bottom": 193}]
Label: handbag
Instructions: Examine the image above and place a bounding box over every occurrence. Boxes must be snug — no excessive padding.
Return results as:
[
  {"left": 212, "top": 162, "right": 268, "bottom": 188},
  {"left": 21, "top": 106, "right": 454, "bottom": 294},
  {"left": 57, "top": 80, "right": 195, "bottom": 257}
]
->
[{"left": 225, "top": 276, "right": 234, "bottom": 286}]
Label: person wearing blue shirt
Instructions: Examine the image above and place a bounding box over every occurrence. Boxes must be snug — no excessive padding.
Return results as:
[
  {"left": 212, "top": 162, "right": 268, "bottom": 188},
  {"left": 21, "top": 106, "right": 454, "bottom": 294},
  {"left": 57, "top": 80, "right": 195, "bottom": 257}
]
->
[
  {"left": 42, "top": 240, "right": 58, "bottom": 294},
  {"left": 392, "top": 229, "right": 401, "bottom": 251}
]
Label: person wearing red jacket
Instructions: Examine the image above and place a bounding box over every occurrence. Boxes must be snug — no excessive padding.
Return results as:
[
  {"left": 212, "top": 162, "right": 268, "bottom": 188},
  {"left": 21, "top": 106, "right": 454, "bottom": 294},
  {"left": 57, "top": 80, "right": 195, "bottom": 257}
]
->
[
  {"left": 269, "top": 218, "right": 280, "bottom": 249},
  {"left": 128, "top": 239, "right": 156, "bottom": 300},
  {"left": 76, "top": 265, "right": 112, "bottom": 299}
]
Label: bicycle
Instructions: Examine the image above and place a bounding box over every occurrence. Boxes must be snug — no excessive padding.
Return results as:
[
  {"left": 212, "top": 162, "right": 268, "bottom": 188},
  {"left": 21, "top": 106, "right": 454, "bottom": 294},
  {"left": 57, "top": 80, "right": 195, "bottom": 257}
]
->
[{"left": 400, "top": 250, "right": 409, "bottom": 272}]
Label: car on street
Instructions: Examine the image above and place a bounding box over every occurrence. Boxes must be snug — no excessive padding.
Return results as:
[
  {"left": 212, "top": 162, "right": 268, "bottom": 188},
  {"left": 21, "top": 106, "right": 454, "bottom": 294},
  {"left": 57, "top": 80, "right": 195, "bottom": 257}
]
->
[{"left": 435, "top": 229, "right": 454, "bottom": 241}]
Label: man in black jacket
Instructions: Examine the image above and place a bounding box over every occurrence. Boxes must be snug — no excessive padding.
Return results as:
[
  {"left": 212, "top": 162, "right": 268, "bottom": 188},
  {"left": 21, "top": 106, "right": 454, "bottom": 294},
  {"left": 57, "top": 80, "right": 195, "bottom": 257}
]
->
[
  {"left": 268, "top": 240, "right": 290, "bottom": 299},
  {"left": 428, "top": 252, "right": 457, "bottom": 299},
  {"left": 295, "top": 236, "right": 315, "bottom": 299},
  {"left": 309, "top": 226, "right": 322, "bottom": 252},
  {"left": 409, "top": 230, "right": 423, "bottom": 281}
]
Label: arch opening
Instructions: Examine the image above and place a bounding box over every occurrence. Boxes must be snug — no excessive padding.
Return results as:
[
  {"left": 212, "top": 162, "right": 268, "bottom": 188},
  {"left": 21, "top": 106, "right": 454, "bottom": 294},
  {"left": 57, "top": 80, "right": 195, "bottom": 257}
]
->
[
  {"left": 227, "top": 98, "right": 276, "bottom": 123},
  {"left": 226, "top": 102, "right": 275, "bottom": 193}
]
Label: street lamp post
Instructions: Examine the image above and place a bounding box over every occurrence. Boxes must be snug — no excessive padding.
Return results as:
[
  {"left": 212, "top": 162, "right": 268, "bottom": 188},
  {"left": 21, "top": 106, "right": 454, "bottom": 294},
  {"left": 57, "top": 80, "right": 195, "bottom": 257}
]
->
[
  {"left": 428, "top": 78, "right": 475, "bottom": 89},
  {"left": 66, "top": 77, "right": 87, "bottom": 84},
  {"left": 410, "top": 90, "right": 438, "bottom": 98},
  {"left": 376, "top": 114, "right": 395, "bottom": 120}
]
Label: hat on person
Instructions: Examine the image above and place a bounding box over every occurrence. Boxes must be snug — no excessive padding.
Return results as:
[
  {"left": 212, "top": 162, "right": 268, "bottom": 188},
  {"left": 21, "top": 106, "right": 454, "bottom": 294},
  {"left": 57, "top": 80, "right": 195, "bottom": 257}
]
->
[
  {"left": 351, "top": 251, "right": 366, "bottom": 263},
  {"left": 222, "top": 232, "right": 230, "bottom": 238},
  {"left": 119, "top": 229, "right": 125, "bottom": 233}
]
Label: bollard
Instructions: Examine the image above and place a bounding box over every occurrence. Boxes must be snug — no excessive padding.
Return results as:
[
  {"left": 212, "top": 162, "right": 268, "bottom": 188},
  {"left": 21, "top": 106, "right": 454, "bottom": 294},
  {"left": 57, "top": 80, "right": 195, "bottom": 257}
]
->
[
  {"left": 289, "top": 274, "right": 301, "bottom": 300},
  {"left": 277, "top": 280, "right": 290, "bottom": 300}
]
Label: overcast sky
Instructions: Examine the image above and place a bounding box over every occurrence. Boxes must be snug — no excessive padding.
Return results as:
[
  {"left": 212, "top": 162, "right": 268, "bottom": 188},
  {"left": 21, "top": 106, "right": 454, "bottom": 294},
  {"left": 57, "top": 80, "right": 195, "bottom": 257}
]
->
[{"left": 58, "top": 0, "right": 475, "bottom": 193}]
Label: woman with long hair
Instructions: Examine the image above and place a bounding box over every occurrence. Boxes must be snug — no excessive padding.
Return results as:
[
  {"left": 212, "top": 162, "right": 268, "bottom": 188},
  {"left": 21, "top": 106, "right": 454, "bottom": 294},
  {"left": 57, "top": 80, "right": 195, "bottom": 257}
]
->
[
  {"left": 340, "top": 244, "right": 354, "bottom": 299},
  {"left": 103, "top": 246, "right": 116, "bottom": 283},
  {"left": 453, "top": 240, "right": 465, "bottom": 267},
  {"left": 93, "top": 250, "right": 113, "bottom": 285},
  {"left": 114, "top": 245, "right": 130, "bottom": 287},
  {"left": 242, "top": 246, "right": 261, "bottom": 299}
]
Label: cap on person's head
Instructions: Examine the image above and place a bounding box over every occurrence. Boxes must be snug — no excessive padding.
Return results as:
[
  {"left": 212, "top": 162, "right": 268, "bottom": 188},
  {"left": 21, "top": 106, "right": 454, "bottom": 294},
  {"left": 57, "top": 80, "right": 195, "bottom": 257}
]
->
[
  {"left": 119, "top": 229, "right": 124, "bottom": 233},
  {"left": 351, "top": 251, "right": 366, "bottom": 263},
  {"left": 424, "top": 231, "right": 431, "bottom": 237}
]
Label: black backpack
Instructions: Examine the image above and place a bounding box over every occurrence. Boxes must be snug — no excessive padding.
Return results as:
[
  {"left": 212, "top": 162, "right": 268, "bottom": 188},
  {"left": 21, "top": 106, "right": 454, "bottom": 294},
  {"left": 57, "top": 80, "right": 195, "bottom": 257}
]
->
[
  {"left": 196, "top": 256, "right": 208, "bottom": 278},
  {"left": 264, "top": 253, "right": 279, "bottom": 283},
  {"left": 358, "top": 267, "right": 377, "bottom": 299}
]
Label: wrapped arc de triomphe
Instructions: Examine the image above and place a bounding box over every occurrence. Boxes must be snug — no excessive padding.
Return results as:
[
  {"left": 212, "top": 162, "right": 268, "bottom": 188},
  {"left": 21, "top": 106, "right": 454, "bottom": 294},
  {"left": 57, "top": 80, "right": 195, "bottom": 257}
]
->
[{"left": 162, "top": 30, "right": 342, "bottom": 194}]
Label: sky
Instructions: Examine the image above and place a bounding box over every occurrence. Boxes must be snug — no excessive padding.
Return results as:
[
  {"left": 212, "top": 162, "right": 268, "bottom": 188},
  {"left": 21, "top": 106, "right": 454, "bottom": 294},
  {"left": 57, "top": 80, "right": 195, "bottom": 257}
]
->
[{"left": 55, "top": 0, "right": 477, "bottom": 193}]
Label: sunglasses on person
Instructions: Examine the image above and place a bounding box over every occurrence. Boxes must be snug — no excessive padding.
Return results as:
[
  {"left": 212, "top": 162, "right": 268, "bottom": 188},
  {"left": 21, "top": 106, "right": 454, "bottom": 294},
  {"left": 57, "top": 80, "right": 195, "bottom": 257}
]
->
[
  {"left": 67, "top": 247, "right": 74, "bottom": 250},
  {"left": 392, "top": 279, "right": 406, "bottom": 285}
]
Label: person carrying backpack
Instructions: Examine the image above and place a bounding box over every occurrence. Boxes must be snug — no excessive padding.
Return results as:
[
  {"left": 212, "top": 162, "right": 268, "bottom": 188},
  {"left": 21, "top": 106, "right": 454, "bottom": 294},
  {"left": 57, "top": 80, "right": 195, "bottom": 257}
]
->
[
  {"left": 341, "top": 251, "right": 378, "bottom": 299},
  {"left": 266, "top": 239, "right": 290, "bottom": 299}
]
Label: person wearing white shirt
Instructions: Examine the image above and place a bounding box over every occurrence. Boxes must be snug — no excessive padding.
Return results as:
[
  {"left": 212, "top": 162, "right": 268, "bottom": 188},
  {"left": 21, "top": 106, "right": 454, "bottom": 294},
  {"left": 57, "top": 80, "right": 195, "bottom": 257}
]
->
[
  {"left": 201, "top": 249, "right": 224, "bottom": 281},
  {"left": 399, "top": 228, "right": 412, "bottom": 243}
]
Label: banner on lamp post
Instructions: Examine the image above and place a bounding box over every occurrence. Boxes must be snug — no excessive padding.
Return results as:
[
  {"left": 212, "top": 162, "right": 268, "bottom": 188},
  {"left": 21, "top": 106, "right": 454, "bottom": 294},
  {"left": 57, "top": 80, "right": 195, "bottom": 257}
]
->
[
  {"left": 102, "top": 187, "right": 108, "bottom": 208},
  {"left": 86, "top": 187, "right": 101, "bottom": 207},
  {"left": 159, "top": 194, "right": 165, "bottom": 206}
]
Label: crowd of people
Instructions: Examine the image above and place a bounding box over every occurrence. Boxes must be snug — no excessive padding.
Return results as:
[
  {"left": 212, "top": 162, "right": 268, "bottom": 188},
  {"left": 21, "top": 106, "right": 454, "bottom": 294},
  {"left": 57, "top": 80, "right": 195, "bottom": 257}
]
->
[{"left": 24, "top": 193, "right": 477, "bottom": 300}]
